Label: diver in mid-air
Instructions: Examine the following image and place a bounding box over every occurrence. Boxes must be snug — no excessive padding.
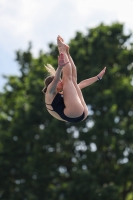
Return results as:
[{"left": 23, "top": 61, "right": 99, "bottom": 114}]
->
[{"left": 42, "top": 35, "right": 106, "bottom": 122}]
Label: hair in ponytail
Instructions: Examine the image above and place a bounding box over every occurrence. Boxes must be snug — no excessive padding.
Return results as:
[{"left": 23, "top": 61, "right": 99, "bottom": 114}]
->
[
  {"left": 42, "top": 64, "right": 56, "bottom": 93},
  {"left": 44, "top": 64, "right": 56, "bottom": 76}
]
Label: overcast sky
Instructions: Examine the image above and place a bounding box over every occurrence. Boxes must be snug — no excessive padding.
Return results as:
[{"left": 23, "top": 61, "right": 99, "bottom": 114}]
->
[{"left": 0, "top": 0, "right": 133, "bottom": 91}]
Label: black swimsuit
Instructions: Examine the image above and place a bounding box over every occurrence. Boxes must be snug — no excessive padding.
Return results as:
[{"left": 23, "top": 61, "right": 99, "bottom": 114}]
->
[{"left": 46, "top": 93, "right": 85, "bottom": 123}]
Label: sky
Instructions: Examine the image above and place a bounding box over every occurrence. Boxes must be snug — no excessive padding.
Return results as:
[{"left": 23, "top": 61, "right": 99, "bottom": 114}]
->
[{"left": 0, "top": 0, "right": 133, "bottom": 91}]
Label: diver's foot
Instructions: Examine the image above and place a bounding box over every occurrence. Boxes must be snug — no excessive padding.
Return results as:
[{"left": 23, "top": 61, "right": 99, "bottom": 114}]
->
[
  {"left": 58, "top": 35, "right": 70, "bottom": 50},
  {"left": 57, "top": 35, "right": 69, "bottom": 51},
  {"left": 57, "top": 36, "right": 66, "bottom": 53}
]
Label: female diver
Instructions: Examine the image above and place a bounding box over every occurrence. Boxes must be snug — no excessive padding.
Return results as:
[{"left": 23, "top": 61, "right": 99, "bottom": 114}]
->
[{"left": 42, "top": 36, "right": 106, "bottom": 122}]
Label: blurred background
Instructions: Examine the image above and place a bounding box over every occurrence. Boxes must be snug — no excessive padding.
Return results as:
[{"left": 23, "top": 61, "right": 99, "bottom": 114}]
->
[{"left": 0, "top": 0, "right": 133, "bottom": 200}]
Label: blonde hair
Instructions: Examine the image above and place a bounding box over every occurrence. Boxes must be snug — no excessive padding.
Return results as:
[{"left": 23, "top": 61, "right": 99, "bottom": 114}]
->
[
  {"left": 44, "top": 64, "right": 56, "bottom": 76},
  {"left": 42, "top": 64, "right": 56, "bottom": 93}
]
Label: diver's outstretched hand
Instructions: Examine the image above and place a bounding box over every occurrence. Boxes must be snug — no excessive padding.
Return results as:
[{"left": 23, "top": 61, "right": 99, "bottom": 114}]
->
[
  {"left": 97, "top": 67, "right": 106, "bottom": 79},
  {"left": 58, "top": 53, "right": 69, "bottom": 68}
]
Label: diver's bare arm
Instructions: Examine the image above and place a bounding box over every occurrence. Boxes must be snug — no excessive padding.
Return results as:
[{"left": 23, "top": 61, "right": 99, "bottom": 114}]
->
[
  {"left": 48, "top": 67, "right": 62, "bottom": 94},
  {"left": 49, "top": 53, "right": 69, "bottom": 94},
  {"left": 78, "top": 67, "right": 106, "bottom": 89},
  {"left": 78, "top": 76, "right": 98, "bottom": 89}
]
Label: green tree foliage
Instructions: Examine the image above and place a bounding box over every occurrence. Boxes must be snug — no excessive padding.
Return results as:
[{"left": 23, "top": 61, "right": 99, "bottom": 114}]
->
[{"left": 0, "top": 23, "right": 133, "bottom": 200}]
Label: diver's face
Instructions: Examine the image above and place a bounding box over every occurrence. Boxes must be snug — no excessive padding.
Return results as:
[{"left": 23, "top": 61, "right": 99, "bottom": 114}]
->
[{"left": 57, "top": 80, "right": 63, "bottom": 92}]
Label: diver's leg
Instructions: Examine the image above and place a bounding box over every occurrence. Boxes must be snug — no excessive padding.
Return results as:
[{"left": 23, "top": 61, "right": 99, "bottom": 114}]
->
[
  {"left": 58, "top": 36, "right": 88, "bottom": 117},
  {"left": 57, "top": 36, "right": 84, "bottom": 118}
]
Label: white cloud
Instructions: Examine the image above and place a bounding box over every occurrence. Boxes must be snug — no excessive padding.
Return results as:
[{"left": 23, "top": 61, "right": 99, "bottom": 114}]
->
[{"left": 0, "top": 0, "right": 61, "bottom": 54}]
